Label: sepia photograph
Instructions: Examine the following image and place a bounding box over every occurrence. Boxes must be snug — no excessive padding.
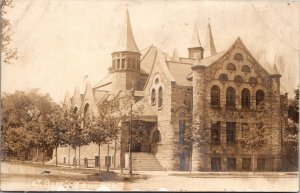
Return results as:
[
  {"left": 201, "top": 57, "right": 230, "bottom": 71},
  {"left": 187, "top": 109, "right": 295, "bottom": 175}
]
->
[{"left": 1, "top": 0, "right": 299, "bottom": 191}]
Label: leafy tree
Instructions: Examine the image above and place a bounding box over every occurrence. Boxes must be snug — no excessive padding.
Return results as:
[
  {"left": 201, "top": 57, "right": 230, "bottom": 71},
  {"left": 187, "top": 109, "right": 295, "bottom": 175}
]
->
[
  {"left": 241, "top": 123, "right": 270, "bottom": 173},
  {"left": 1, "top": 89, "right": 53, "bottom": 160},
  {"left": 1, "top": 0, "right": 18, "bottom": 64}
]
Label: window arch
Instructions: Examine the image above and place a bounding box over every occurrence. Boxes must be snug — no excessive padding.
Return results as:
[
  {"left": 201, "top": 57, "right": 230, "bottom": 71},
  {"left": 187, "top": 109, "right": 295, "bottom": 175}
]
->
[
  {"left": 241, "top": 88, "right": 251, "bottom": 109},
  {"left": 234, "top": 75, "right": 243, "bottom": 85},
  {"left": 219, "top": 74, "right": 228, "bottom": 82},
  {"left": 73, "top": 106, "right": 78, "bottom": 114},
  {"left": 234, "top": 53, "right": 243, "bottom": 61},
  {"left": 158, "top": 87, "right": 163, "bottom": 108},
  {"left": 249, "top": 77, "right": 257, "bottom": 85},
  {"left": 211, "top": 85, "right": 220, "bottom": 107},
  {"left": 256, "top": 90, "right": 265, "bottom": 106},
  {"left": 226, "top": 87, "right": 236, "bottom": 109},
  {"left": 84, "top": 103, "right": 89, "bottom": 115},
  {"left": 151, "top": 89, "right": 156, "bottom": 104},
  {"left": 227, "top": 63, "right": 236, "bottom": 71},
  {"left": 242, "top": 65, "right": 251, "bottom": 73},
  {"left": 152, "top": 130, "right": 161, "bottom": 143}
]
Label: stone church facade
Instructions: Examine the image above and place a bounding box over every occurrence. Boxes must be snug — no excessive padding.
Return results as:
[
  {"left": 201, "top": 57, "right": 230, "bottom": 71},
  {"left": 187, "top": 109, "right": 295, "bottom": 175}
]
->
[{"left": 54, "top": 10, "right": 288, "bottom": 171}]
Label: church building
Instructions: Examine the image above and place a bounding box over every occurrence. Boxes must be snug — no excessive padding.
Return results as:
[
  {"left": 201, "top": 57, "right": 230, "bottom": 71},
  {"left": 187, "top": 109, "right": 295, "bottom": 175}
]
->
[{"left": 55, "top": 10, "right": 288, "bottom": 171}]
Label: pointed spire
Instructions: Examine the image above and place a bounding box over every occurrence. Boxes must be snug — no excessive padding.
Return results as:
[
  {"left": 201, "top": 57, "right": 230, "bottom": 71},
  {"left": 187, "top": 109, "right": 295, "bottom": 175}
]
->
[
  {"left": 63, "top": 90, "right": 71, "bottom": 109},
  {"left": 204, "top": 18, "right": 217, "bottom": 58},
  {"left": 172, "top": 49, "right": 180, "bottom": 62},
  {"left": 73, "top": 86, "right": 82, "bottom": 107},
  {"left": 273, "top": 52, "right": 281, "bottom": 75},
  {"left": 114, "top": 9, "right": 140, "bottom": 53},
  {"left": 165, "top": 52, "right": 171, "bottom": 61},
  {"left": 189, "top": 22, "right": 202, "bottom": 48}
]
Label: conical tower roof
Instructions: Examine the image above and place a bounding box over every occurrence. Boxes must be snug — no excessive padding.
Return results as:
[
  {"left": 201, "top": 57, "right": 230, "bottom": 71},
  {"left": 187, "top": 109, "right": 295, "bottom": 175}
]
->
[
  {"left": 204, "top": 18, "right": 217, "bottom": 58},
  {"left": 114, "top": 9, "right": 140, "bottom": 53},
  {"left": 189, "top": 22, "right": 202, "bottom": 48}
]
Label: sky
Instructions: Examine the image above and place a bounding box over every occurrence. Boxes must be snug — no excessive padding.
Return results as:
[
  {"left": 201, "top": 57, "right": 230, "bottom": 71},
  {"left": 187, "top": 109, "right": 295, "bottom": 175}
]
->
[{"left": 2, "top": 0, "right": 299, "bottom": 103}]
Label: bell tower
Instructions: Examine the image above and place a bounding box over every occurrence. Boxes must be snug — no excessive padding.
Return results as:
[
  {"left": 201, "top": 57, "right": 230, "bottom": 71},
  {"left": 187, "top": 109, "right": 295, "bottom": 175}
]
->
[{"left": 111, "top": 10, "right": 141, "bottom": 91}]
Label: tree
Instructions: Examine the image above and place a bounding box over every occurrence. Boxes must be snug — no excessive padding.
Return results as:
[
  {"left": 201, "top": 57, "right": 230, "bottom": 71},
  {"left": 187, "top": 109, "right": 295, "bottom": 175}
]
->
[
  {"left": 241, "top": 123, "right": 270, "bottom": 173},
  {"left": 283, "top": 89, "right": 299, "bottom": 170},
  {"left": 1, "top": 0, "right": 18, "bottom": 64},
  {"left": 1, "top": 89, "right": 54, "bottom": 161}
]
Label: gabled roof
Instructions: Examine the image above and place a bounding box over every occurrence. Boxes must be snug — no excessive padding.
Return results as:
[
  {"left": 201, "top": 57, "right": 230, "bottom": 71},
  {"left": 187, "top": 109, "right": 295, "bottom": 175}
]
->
[
  {"left": 93, "top": 74, "right": 113, "bottom": 90},
  {"left": 167, "top": 62, "right": 193, "bottom": 86},
  {"left": 114, "top": 10, "right": 140, "bottom": 53},
  {"left": 140, "top": 45, "right": 157, "bottom": 75}
]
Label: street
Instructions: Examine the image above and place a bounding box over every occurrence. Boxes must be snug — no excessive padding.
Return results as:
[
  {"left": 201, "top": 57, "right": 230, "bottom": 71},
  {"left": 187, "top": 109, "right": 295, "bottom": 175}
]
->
[{"left": 1, "top": 162, "right": 298, "bottom": 191}]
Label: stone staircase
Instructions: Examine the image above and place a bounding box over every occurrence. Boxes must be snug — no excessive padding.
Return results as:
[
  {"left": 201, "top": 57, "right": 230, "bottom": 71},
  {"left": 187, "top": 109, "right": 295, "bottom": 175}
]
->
[{"left": 132, "top": 152, "right": 163, "bottom": 171}]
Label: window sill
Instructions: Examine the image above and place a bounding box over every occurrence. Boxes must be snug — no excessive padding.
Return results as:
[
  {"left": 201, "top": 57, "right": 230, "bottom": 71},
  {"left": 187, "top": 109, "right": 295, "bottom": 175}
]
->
[
  {"left": 158, "top": 106, "right": 163, "bottom": 110},
  {"left": 150, "top": 102, "right": 156, "bottom": 106}
]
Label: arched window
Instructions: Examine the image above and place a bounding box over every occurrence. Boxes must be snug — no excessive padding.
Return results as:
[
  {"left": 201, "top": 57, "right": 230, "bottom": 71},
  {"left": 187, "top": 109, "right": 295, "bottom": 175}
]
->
[
  {"left": 151, "top": 89, "right": 156, "bottom": 104},
  {"left": 249, "top": 77, "right": 257, "bottom": 85},
  {"left": 152, "top": 130, "right": 161, "bottom": 143},
  {"left": 84, "top": 103, "right": 89, "bottom": 115},
  {"left": 158, "top": 87, "right": 163, "bottom": 108},
  {"left": 219, "top": 74, "right": 228, "bottom": 82},
  {"left": 234, "top": 75, "right": 243, "bottom": 85},
  {"left": 227, "top": 63, "right": 236, "bottom": 71},
  {"left": 234, "top": 53, "right": 243, "bottom": 61},
  {"left": 241, "top": 88, "right": 251, "bottom": 109},
  {"left": 211, "top": 85, "right": 220, "bottom": 107},
  {"left": 226, "top": 87, "right": 235, "bottom": 109},
  {"left": 73, "top": 106, "right": 78, "bottom": 114},
  {"left": 179, "top": 112, "right": 186, "bottom": 146},
  {"left": 256, "top": 90, "right": 265, "bottom": 106},
  {"left": 242, "top": 65, "right": 251, "bottom": 73}
]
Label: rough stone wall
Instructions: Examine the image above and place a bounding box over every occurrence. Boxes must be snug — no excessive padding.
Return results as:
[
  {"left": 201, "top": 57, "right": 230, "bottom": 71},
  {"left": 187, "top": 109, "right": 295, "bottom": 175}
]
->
[
  {"left": 192, "top": 40, "right": 285, "bottom": 171},
  {"left": 170, "top": 84, "right": 193, "bottom": 170},
  {"left": 143, "top": 58, "right": 175, "bottom": 170}
]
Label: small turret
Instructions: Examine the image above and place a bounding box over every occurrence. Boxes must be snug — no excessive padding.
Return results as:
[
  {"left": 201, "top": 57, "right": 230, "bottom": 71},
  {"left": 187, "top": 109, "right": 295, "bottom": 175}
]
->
[{"left": 188, "top": 22, "right": 204, "bottom": 60}]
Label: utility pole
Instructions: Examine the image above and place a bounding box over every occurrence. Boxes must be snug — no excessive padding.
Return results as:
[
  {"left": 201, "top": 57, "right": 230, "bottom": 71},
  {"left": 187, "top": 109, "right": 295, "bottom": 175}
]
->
[{"left": 129, "top": 87, "right": 134, "bottom": 176}]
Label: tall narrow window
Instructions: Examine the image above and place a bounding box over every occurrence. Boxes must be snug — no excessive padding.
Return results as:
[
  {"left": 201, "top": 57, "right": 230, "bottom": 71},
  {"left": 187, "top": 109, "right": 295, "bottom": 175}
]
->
[
  {"left": 241, "top": 88, "right": 250, "bottom": 109},
  {"left": 211, "top": 158, "right": 221, "bottom": 171},
  {"left": 151, "top": 89, "right": 156, "bottom": 104},
  {"left": 211, "top": 85, "right": 220, "bottom": 108},
  {"left": 158, "top": 87, "right": 163, "bottom": 108},
  {"left": 226, "top": 122, "right": 236, "bottom": 144},
  {"left": 127, "top": 58, "right": 132, "bottom": 69},
  {"left": 122, "top": 59, "right": 125, "bottom": 68},
  {"left": 226, "top": 87, "right": 235, "bottom": 109},
  {"left": 256, "top": 90, "right": 265, "bottom": 106},
  {"left": 211, "top": 122, "right": 220, "bottom": 145},
  {"left": 227, "top": 158, "right": 236, "bottom": 171},
  {"left": 132, "top": 58, "right": 136, "bottom": 69},
  {"left": 117, "top": 59, "right": 120, "bottom": 69},
  {"left": 179, "top": 112, "right": 186, "bottom": 146}
]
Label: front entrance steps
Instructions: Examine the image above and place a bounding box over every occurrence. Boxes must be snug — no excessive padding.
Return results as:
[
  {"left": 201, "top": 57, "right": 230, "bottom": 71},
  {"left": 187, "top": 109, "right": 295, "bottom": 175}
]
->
[{"left": 132, "top": 152, "right": 163, "bottom": 171}]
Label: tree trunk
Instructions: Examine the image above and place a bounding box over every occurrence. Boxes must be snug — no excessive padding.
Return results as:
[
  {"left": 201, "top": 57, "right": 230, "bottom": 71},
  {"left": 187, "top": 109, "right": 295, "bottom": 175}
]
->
[
  {"left": 98, "top": 143, "right": 101, "bottom": 173},
  {"left": 120, "top": 131, "right": 124, "bottom": 174},
  {"left": 114, "top": 139, "right": 117, "bottom": 168},
  {"left": 79, "top": 146, "right": 81, "bottom": 167},
  {"left": 106, "top": 143, "right": 110, "bottom": 173},
  {"left": 36, "top": 148, "right": 39, "bottom": 159},
  {"left": 55, "top": 146, "right": 58, "bottom": 167},
  {"left": 74, "top": 147, "right": 77, "bottom": 170},
  {"left": 252, "top": 154, "right": 255, "bottom": 173},
  {"left": 68, "top": 145, "right": 70, "bottom": 165},
  {"left": 42, "top": 147, "right": 45, "bottom": 166}
]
